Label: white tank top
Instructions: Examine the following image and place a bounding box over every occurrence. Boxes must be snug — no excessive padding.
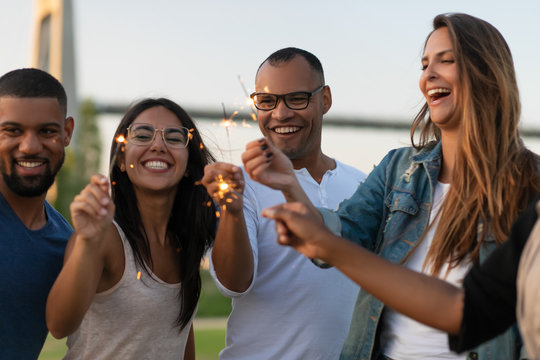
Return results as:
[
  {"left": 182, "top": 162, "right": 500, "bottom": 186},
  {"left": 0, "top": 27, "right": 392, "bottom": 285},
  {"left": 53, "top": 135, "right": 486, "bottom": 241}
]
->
[
  {"left": 64, "top": 222, "right": 192, "bottom": 360},
  {"left": 381, "top": 182, "right": 470, "bottom": 360}
]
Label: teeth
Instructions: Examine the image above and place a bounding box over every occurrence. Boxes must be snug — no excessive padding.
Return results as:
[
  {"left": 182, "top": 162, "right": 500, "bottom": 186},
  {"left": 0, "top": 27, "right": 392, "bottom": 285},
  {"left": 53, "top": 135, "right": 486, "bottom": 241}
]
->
[
  {"left": 428, "top": 88, "right": 451, "bottom": 96},
  {"left": 144, "top": 161, "right": 168, "bottom": 170},
  {"left": 18, "top": 161, "right": 43, "bottom": 168},
  {"left": 274, "top": 127, "right": 299, "bottom": 134}
]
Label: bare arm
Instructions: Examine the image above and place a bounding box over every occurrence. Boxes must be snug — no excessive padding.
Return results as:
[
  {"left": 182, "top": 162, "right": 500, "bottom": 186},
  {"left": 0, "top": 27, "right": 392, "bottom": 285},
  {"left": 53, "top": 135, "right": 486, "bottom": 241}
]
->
[
  {"left": 201, "top": 162, "right": 253, "bottom": 292},
  {"left": 183, "top": 324, "right": 195, "bottom": 360},
  {"left": 262, "top": 202, "right": 464, "bottom": 334},
  {"left": 46, "top": 175, "right": 116, "bottom": 338}
]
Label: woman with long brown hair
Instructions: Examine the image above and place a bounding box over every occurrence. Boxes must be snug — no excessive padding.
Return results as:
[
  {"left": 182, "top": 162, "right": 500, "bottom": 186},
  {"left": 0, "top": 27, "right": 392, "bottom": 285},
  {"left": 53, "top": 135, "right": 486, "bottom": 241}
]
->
[{"left": 242, "top": 12, "right": 539, "bottom": 360}]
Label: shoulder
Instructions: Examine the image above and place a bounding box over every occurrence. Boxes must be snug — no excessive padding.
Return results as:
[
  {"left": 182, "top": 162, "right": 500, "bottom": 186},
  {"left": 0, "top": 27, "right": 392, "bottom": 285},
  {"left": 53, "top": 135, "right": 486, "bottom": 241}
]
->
[
  {"left": 334, "top": 160, "right": 366, "bottom": 179},
  {"left": 44, "top": 201, "right": 73, "bottom": 236}
]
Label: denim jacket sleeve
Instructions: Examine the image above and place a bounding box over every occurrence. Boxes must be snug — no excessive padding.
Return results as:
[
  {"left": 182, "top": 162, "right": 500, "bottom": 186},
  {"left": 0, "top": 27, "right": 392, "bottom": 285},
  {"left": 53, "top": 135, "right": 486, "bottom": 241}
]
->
[
  {"left": 320, "top": 145, "right": 435, "bottom": 258},
  {"left": 319, "top": 149, "right": 395, "bottom": 251}
]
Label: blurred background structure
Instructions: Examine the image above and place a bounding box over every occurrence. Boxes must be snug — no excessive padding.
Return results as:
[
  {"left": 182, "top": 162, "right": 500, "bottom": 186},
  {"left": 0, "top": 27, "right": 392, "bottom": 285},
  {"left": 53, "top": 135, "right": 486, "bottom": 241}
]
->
[{"left": 2, "top": 0, "right": 540, "bottom": 217}]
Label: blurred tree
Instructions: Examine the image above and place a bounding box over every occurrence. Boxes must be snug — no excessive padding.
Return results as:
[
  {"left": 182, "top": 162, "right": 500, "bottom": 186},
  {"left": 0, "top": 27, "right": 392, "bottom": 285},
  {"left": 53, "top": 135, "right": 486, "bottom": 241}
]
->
[{"left": 54, "top": 98, "right": 102, "bottom": 223}]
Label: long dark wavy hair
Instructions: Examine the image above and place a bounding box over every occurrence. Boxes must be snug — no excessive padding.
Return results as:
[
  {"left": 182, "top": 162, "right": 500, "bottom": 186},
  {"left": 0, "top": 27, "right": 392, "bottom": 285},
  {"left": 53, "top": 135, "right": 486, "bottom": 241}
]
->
[{"left": 109, "top": 98, "right": 216, "bottom": 330}]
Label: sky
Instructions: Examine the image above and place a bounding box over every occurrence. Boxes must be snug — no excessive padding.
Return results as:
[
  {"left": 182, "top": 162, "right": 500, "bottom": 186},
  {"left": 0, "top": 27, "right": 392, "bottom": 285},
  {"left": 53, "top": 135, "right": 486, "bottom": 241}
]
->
[{"left": 1, "top": 0, "right": 540, "bottom": 129}]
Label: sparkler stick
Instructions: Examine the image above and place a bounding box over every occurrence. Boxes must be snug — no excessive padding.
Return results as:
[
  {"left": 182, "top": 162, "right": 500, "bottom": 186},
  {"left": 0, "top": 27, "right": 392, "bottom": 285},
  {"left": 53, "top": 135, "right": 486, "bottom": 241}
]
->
[
  {"left": 238, "top": 75, "right": 258, "bottom": 122},
  {"left": 221, "top": 103, "right": 233, "bottom": 163}
]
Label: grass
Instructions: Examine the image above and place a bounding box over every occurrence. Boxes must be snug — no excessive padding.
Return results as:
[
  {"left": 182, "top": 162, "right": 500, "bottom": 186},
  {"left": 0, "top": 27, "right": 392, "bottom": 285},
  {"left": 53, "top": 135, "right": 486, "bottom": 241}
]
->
[
  {"left": 38, "top": 269, "right": 229, "bottom": 359},
  {"left": 38, "top": 335, "right": 66, "bottom": 360}
]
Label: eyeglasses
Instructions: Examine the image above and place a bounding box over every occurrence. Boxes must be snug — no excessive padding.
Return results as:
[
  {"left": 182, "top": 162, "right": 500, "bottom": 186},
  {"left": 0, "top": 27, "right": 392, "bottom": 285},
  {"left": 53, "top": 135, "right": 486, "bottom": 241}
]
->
[
  {"left": 127, "top": 123, "right": 190, "bottom": 148},
  {"left": 250, "top": 85, "right": 326, "bottom": 111}
]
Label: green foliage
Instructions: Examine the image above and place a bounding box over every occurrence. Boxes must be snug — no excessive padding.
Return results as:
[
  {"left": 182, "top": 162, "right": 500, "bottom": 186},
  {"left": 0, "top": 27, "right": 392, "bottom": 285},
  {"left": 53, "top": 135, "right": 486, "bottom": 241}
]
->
[
  {"left": 197, "top": 269, "right": 232, "bottom": 317},
  {"left": 194, "top": 328, "right": 226, "bottom": 360},
  {"left": 54, "top": 99, "right": 102, "bottom": 222}
]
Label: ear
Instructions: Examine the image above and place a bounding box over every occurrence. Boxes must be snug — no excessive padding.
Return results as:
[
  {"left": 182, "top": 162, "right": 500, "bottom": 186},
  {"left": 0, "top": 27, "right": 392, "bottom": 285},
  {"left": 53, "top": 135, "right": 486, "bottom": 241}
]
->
[
  {"left": 63, "top": 116, "right": 75, "bottom": 146},
  {"left": 321, "top": 86, "right": 332, "bottom": 115}
]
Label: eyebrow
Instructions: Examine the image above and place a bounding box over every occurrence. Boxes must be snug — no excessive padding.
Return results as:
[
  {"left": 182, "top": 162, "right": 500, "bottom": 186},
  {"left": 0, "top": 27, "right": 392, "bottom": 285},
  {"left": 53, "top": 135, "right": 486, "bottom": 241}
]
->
[
  {"left": 0, "top": 121, "right": 62, "bottom": 129},
  {"left": 421, "top": 49, "right": 454, "bottom": 62}
]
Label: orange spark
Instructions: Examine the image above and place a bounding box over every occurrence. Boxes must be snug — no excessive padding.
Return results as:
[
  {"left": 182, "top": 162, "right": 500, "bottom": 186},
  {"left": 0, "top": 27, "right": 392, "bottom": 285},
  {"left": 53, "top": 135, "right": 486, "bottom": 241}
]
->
[
  {"left": 116, "top": 134, "right": 127, "bottom": 144},
  {"left": 137, "top": 271, "right": 141, "bottom": 280}
]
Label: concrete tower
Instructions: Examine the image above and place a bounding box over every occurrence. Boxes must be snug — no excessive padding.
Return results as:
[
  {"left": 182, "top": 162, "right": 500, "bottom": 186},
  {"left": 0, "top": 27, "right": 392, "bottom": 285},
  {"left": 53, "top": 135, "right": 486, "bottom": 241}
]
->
[{"left": 31, "top": 0, "right": 78, "bottom": 119}]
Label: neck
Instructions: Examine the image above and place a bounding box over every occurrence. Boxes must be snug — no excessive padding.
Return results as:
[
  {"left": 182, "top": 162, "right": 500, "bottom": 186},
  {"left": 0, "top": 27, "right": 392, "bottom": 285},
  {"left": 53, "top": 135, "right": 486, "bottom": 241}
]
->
[
  {"left": 291, "top": 152, "right": 336, "bottom": 184},
  {"left": 439, "top": 131, "right": 459, "bottom": 184},
  {"left": 0, "top": 186, "right": 47, "bottom": 230},
  {"left": 136, "top": 190, "right": 175, "bottom": 246}
]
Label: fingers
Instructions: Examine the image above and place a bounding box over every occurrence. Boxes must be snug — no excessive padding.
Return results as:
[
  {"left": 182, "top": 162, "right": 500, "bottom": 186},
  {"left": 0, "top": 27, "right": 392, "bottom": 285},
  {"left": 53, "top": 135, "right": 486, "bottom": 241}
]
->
[
  {"left": 275, "top": 220, "right": 293, "bottom": 245},
  {"left": 90, "top": 174, "right": 110, "bottom": 195},
  {"left": 262, "top": 202, "right": 321, "bottom": 242},
  {"left": 242, "top": 138, "right": 273, "bottom": 177},
  {"left": 201, "top": 162, "right": 244, "bottom": 207},
  {"left": 70, "top": 177, "right": 111, "bottom": 218}
]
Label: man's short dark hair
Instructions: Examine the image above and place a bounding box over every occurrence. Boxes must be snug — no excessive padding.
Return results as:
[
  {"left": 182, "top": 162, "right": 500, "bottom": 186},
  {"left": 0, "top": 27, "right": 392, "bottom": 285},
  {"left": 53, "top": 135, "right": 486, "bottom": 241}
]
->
[
  {"left": 257, "top": 47, "right": 325, "bottom": 84},
  {"left": 0, "top": 68, "right": 67, "bottom": 116}
]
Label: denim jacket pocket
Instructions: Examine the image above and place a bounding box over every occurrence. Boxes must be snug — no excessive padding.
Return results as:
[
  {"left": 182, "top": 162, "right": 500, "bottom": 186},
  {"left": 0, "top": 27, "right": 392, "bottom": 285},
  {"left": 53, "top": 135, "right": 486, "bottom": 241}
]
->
[
  {"left": 380, "top": 191, "right": 420, "bottom": 254},
  {"left": 385, "top": 190, "right": 419, "bottom": 215}
]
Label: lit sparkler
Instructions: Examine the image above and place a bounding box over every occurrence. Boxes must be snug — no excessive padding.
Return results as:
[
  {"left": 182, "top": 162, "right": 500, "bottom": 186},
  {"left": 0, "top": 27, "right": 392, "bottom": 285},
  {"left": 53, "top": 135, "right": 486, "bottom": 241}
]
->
[
  {"left": 238, "top": 75, "right": 258, "bottom": 122},
  {"left": 109, "top": 134, "right": 127, "bottom": 181}
]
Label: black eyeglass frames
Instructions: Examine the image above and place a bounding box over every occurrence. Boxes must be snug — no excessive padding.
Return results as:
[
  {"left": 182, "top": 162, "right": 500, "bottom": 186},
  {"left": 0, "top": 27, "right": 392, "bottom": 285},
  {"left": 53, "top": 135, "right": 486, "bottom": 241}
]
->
[{"left": 250, "top": 85, "right": 326, "bottom": 111}]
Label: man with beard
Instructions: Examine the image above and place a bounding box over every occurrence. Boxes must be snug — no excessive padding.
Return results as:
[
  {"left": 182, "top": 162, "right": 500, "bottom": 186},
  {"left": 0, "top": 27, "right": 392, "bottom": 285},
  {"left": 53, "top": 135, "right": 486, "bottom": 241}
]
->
[{"left": 0, "top": 68, "right": 74, "bottom": 359}]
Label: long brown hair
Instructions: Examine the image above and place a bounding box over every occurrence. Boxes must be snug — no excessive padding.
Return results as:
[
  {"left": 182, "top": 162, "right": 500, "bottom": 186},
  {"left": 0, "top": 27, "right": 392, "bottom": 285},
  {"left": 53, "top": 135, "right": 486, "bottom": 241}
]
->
[{"left": 410, "top": 13, "right": 539, "bottom": 274}]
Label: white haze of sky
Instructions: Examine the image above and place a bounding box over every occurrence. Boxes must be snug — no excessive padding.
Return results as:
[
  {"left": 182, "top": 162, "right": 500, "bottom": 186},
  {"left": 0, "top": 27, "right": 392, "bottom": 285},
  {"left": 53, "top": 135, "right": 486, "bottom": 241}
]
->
[{"left": 1, "top": 0, "right": 540, "bottom": 128}]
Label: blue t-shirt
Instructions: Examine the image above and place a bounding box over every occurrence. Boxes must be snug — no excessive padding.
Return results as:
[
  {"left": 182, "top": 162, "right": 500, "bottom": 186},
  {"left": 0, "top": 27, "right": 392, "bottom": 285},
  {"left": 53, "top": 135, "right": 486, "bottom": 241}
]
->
[{"left": 0, "top": 193, "right": 72, "bottom": 359}]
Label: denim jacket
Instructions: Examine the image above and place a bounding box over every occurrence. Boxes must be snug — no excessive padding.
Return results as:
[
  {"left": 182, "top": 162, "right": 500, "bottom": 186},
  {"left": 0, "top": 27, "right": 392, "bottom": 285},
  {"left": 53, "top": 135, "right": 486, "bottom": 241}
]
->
[{"left": 320, "top": 142, "right": 523, "bottom": 360}]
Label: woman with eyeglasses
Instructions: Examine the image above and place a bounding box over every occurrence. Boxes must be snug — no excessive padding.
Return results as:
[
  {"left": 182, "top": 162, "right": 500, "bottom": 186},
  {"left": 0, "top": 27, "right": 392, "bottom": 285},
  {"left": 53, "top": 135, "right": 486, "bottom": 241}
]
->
[
  {"left": 46, "top": 98, "right": 217, "bottom": 359},
  {"left": 243, "top": 13, "right": 540, "bottom": 360}
]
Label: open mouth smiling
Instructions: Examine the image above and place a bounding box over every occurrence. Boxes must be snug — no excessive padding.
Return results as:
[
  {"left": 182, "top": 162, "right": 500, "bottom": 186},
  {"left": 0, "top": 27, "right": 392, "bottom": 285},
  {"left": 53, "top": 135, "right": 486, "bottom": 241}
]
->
[
  {"left": 143, "top": 160, "right": 169, "bottom": 170},
  {"left": 427, "top": 88, "right": 451, "bottom": 102},
  {"left": 272, "top": 126, "right": 301, "bottom": 134},
  {"left": 17, "top": 160, "right": 45, "bottom": 168}
]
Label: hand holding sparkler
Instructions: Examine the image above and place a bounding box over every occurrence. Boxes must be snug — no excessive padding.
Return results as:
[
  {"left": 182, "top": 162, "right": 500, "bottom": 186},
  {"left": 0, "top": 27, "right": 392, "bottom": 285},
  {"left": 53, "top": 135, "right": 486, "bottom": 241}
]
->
[
  {"left": 70, "top": 174, "right": 115, "bottom": 243},
  {"left": 201, "top": 162, "right": 245, "bottom": 214}
]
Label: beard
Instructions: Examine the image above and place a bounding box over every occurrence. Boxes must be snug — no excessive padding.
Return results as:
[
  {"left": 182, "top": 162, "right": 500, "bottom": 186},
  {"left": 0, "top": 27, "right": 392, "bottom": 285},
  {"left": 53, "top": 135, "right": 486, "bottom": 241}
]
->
[{"left": 1, "top": 153, "right": 64, "bottom": 198}]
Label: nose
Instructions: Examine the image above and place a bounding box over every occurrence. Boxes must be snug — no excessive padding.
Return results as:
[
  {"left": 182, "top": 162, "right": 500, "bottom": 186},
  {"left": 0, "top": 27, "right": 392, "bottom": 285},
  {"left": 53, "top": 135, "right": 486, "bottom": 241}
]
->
[
  {"left": 149, "top": 129, "right": 167, "bottom": 151},
  {"left": 271, "top": 97, "right": 294, "bottom": 121},
  {"left": 19, "top": 131, "right": 43, "bottom": 154},
  {"left": 421, "top": 63, "right": 439, "bottom": 83}
]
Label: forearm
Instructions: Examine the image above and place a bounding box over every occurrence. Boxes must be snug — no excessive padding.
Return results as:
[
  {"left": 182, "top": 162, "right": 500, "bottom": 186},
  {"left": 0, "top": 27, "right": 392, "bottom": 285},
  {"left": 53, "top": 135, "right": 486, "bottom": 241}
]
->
[
  {"left": 46, "top": 236, "right": 104, "bottom": 338},
  {"left": 211, "top": 209, "right": 254, "bottom": 292},
  {"left": 322, "top": 236, "right": 464, "bottom": 334}
]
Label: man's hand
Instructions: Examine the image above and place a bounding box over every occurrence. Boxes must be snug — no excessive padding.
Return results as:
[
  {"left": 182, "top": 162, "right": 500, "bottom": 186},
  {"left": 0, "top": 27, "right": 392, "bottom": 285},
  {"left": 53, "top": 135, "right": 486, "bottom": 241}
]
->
[{"left": 242, "top": 138, "right": 296, "bottom": 191}]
